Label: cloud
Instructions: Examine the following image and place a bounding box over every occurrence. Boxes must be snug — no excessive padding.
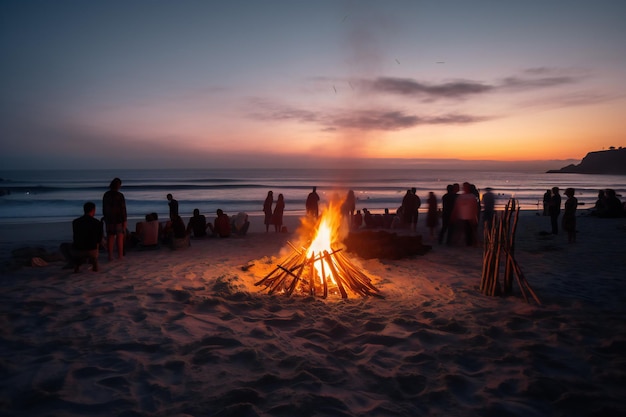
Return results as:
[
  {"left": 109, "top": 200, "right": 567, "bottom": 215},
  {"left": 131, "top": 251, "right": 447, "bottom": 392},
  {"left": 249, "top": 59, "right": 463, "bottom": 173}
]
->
[
  {"left": 365, "top": 77, "right": 494, "bottom": 99},
  {"left": 249, "top": 101, "right": 489, "bottom": 132}
]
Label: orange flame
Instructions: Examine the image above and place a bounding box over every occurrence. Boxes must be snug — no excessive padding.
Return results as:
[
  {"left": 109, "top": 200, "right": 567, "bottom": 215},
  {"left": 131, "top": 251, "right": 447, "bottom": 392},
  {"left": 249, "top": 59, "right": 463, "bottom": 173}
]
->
[{"left": 304, "top": 201, "right": 349, "bottom": 284}]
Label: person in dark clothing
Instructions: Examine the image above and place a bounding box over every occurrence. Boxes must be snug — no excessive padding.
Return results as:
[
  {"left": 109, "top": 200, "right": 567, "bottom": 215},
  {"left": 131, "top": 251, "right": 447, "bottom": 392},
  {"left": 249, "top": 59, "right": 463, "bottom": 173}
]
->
[
  {"left": 439, "top": 184, "right": 457, "bottom": 244},
  {"left": 549, "top": 186, "right": 561, "bottom": 234},
  {"left": 186, "top": 208, "right": 208, "bottom": 237},
  {"left": 102, "top": 177, "right": 127, "bottom": 261},
  {"left": 60, "top": 202, "right": 103, "bottom": 272},
  {"left": 167, "top": 193, "right": 179, "bottom": 221},
  {"left": 542, "top": 189, "right": 551, "bottom": 216},
  {"left": 306, "top": 187, "right": 320, "bottom": 218}
]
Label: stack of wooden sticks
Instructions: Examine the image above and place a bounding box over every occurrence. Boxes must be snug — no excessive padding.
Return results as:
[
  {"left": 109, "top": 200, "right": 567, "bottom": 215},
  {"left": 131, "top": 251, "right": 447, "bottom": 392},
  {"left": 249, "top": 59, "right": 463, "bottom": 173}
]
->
[
  {"left": 480, "top": 199, "right": 541, "bottom": 304},
  {"left": 255, "top": 242, "right": 383, "bottom": 299}
]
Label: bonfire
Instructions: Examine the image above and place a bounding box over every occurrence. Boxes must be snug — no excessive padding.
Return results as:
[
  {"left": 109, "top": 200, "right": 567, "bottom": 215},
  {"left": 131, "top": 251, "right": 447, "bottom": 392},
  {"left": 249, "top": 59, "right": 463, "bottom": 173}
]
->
[{"left": 255, "top": 201, "right": 382, "bottom": 299}]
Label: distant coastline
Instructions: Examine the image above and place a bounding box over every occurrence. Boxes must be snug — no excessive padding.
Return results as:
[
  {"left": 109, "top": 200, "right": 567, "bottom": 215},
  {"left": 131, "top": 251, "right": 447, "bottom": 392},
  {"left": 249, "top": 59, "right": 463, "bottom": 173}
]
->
[{"left": 547, "top": 147, "right": 626, "bottom": 175}]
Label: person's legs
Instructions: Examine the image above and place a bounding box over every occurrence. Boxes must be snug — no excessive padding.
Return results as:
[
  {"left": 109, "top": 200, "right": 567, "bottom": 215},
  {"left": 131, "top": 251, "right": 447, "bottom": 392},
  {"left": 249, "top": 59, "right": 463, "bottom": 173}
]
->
[
  {"left": 107, "top": 235, "right": 115, "bottom": 260},
  {"left": 116, "top": 233, "right": 124, "bottom": 259}
]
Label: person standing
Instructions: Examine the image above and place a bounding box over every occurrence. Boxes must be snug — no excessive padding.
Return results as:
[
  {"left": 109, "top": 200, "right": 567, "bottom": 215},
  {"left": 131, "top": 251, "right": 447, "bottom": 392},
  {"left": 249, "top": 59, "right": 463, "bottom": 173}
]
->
[
  {"left": 451, "top": 182, "right": 479, "bottom": 246},
  {"left": 562, "top": 188, "right": 578, "bottom": 243},
  {"left": 102, "top": 177, "right": 127, "bottom": 261},
  {"left": 306, "top": 186, "right": 320, "bottom": 218},
  {"left": 542, "top": 189, "right": 551, "bottom": 216},
  {"left": 60, "top": 201, "right": 103, "bottom": 272},
  {"left": 438, "top": 184, "right": 457, "bottom": 244},
  {"left": 425, "top": 192, "right": 438, "bottom": 239},
  {"left": 167, "top": 193, "right": 179, "bottom": 221},
  {"left": 272, "top": 193, "right": 285, "bottom": 232},
  {"left": 263, "top": 191, "right": 273, "bottom": 232},
  {"left": 549, "top": 186, "right": 562, "bottom": 235},
  {"left": 481, "top": 187, "right": 496, "bottom": 231}
]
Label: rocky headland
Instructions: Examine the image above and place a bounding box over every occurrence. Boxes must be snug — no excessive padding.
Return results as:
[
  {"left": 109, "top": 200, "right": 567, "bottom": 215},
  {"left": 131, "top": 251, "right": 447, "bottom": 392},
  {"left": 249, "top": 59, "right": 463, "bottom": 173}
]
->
[{"left": 547, "top": 147, "right": 626, "bottom": 175}]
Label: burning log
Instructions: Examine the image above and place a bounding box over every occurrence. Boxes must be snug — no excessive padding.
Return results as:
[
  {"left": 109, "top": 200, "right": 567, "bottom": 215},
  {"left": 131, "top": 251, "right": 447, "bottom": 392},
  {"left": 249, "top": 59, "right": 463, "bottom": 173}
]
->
[{"left": 480, "top": 199, "right": 541, "bottom": 304}]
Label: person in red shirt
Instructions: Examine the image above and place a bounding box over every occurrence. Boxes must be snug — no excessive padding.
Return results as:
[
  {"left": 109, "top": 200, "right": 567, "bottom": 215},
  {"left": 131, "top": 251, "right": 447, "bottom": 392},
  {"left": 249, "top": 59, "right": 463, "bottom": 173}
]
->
[{"left": 208, "top": 209, "right": 231, "bottom": 238}]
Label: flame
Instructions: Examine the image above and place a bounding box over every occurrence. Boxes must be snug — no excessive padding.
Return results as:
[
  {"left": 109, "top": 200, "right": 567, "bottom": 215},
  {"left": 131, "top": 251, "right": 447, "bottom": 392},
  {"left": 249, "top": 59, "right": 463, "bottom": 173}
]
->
[{"left": 304, "top": 201, "right": 348, "bottom": 285}]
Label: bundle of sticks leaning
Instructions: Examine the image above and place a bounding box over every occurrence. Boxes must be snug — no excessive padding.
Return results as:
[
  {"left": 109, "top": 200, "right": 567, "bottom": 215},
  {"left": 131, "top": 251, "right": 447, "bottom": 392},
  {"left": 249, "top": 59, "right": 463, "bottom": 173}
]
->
[
  {"left": 255, "top": 242, "right": 383, "bottom": 299},
  {"left": 480, "top": 198, "right": 541, "bottom": 304}
]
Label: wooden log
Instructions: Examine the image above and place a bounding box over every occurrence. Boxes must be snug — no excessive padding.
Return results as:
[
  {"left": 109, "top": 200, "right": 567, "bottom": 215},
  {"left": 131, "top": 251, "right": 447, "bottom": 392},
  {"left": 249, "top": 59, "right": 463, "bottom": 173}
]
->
[
  {"left": 321, "top": 252, "right": 328, "bottom": 298},
  {"left": 324, "top": 250, "right": 348, "bottom": 299}
]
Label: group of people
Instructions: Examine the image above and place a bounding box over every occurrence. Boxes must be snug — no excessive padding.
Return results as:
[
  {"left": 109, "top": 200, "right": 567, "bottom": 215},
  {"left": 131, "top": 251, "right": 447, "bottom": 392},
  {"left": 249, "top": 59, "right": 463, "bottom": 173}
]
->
[
  {"left": 61, "top": 178, "right": 250, "bottom": 273},
  {"left": 263, "top": 190, "right": 286, "bottom": 232},
  {"left": 349, "top": 182, "right": 496, "bottom": 248}
]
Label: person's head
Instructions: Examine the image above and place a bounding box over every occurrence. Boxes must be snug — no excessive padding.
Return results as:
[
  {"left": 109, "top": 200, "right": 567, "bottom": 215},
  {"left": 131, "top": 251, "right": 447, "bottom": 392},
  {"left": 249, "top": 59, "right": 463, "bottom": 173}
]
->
[
  {"left": 193, "top": 208, "right": 200, "bottom": 216},
  {"left": 312, "top": 186, "right": 317, "bottom": 192},
  {"left": 216, "top": 209, "right": 224, "bottom": 216},
  {"left": 565, "top": 188, "right": 575, "bottom": 197},
  {"left": 83, "top": 201, "right": 96, "bottom": 216},
  {"left": 109, "top": 177, "right": 122, "bottom": 191},
  {"left": 447, "top": 184, "right": 454, "bottom": 193},
  {"left": 167, "top": 193, "right": 173, "bottom": 201},
  {"left": 268, "top": 190, "right": 273, "bottom": 196},
  {"left": 552, "top": 186, "right": 560, "bottom": 194},
  {"left": 145, "top": 213, "right": 152, "bottom": 221},
  {"left": 278, "top": 193, "right": 284, "bottom": 200},
  {"left": 462, "top": 182, "right": 472, "bottom": 193},
  {"left": 598, "top": 190, "right": 605, "bottom": 198},
  {"left": 453, "top": 183, "right": 460, "bottom": 193},
  {"left": 384, "top": 208, "right": 389, "bottom": 214},
  {"left": 411, "top": 187, "right": 417, "bottom": 194},
  {"left": 151, "top": 212, "right": 158, "bottom": 220}
]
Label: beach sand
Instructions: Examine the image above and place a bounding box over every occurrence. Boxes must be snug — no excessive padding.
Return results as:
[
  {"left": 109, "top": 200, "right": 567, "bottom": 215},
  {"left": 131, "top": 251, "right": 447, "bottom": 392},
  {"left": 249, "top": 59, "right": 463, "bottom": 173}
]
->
[{"left": 1, "top": 212, "right": 625, "bottom": 416}]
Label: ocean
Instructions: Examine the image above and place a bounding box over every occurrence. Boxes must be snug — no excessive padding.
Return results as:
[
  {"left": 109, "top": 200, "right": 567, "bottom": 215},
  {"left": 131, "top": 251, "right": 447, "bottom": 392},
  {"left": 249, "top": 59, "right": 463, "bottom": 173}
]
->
[{"left": 0, "top": 168, "right": 625, "bottom": 225}]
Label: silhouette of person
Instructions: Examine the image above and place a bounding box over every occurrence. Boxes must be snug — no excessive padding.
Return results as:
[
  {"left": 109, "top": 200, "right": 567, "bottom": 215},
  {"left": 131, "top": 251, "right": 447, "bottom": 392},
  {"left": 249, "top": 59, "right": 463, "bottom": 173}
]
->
[
  {"left": 102, "top": 177, "right": 127, "bottom": 261},
  {"left": 481, "top": 187, "right": 495, "bottom": 231},
  {"left": 272, "top": 193, "right": 285, "bottom": 232},
  {"left": 60, "top": 201, "right": 103, "bottom": 272},
  {"left": 343, "top": 189, "right": 356, "bottom": 220},
  {"left": 542, "top": 189, "right": 551, "bottom": 216},
  {"left": 562, "top": 188, "right": 577, "bottom": 243},
  {"left": 208, "top": 209, "right": 231, "bottom": 237},
  {"left": 439, "top": 184, "right": 457, "bottom": 244},
  {"left": 548, "top": 186, "right": 561, "bottom": 234},
  {"left": 167, "top": 193, "right": 179, "bottom": 221},
  {"left": 306, "top": 186, "right": 320, "bottom": 218},
  {"left": 451, "top": 182, "right": 479, "bottom": 246},
  {"left": 187, "top": 208, "right": 208, "bottom": 237},
  {"left": 426, "top": 192, "right": 438, "bottom": 239},
  {"left": 263, "top": 191, "right": 273, "bottom": 232},
  {"left": 604, "top": 189, "right": 624, "bottom": 218}
]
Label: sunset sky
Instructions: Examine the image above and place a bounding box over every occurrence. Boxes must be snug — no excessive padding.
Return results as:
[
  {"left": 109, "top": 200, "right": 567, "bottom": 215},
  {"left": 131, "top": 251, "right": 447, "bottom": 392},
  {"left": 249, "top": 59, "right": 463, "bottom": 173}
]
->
[{"left": 1, "top": 1, "right": 625, "bottom": 170}]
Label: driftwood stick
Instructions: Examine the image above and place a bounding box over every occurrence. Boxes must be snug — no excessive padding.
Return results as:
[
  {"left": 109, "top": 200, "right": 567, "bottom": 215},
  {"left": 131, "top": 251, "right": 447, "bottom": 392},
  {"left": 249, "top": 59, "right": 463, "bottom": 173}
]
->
[
  {"left": 324, "top": 250, "right": 348, "bottom": 298},
  {"left": 321, "top": 253, "right": 328, "bottom": 298},
  {"left": 308, "top": 252, "right": 316, "bottom": 296},
  {"left": 286, "top": 254, "right": 309, "bottom": 296}
]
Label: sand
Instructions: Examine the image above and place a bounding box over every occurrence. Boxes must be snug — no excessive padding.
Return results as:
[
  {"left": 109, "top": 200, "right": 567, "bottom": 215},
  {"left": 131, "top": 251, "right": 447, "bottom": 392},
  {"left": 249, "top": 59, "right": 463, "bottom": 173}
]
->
[{"left": 1, "top": 212, "right": 625, "bottom": 417}]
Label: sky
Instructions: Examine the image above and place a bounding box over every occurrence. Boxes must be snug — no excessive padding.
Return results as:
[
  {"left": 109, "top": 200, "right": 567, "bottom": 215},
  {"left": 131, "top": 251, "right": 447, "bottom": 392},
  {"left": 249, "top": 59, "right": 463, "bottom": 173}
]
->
[{"left": 1, "top": 0, "right": 625, "bottom": 170}]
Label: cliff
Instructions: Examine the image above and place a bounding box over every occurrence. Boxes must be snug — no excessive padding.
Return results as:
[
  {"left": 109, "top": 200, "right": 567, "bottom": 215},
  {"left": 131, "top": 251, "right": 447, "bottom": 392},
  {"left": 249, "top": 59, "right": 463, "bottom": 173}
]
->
[{"left": 547, "top": 148, "right": 626, "bottom": 175}]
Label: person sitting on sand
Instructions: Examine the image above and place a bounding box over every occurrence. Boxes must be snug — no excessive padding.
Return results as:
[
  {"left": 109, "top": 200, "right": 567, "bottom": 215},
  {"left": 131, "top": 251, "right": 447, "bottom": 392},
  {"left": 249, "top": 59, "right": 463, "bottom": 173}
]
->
[
  {"left": 169, "top": 215, "right": 190, "bottom": 249},
  {"left": 60, "top": 201, "right": 103, "bottom": 273},
  {"left": 131, "top": 213, "right": 160, "bottom": 247},
  {"left": 208, "top": 209, "right": 231, "bottom": 237},
  {"left": 602, "top": 189, "right": 624, "bottom": 218},
  {"left": 231, "top": 212, "right": 250, "bottom": 236},
  {"left": 187, "top": 208, "right": 208, "bottom": 238}
]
